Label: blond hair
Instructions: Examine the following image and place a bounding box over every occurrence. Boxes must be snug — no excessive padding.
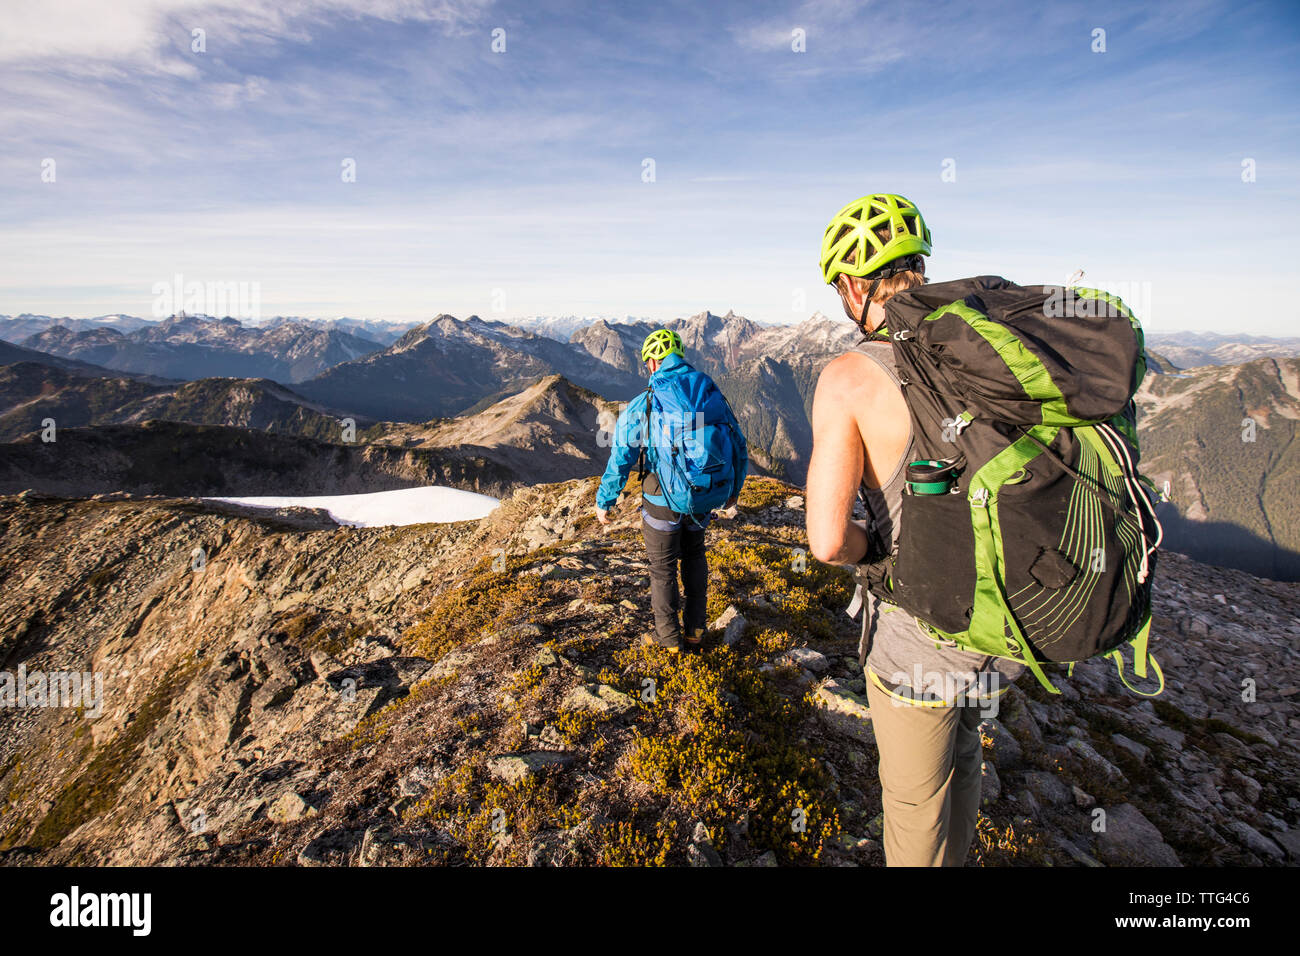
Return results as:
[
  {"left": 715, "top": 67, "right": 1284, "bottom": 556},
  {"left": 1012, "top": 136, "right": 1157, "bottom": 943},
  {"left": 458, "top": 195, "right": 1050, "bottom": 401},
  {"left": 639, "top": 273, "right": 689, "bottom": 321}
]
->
[
  {"left": 836, "top": 259, "right": 926, "bottom": 303},
  {"left": 870, "top": 265, "right": 926, "bottom": 302}
]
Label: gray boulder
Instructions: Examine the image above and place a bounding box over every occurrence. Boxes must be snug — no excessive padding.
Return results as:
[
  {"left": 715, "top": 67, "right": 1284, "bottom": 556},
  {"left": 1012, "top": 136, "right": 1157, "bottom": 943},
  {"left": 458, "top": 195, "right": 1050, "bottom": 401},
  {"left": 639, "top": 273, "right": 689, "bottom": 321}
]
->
[
  {"left": 1094, "top": 804, "right": 1181, "bottom": 866},
  {"left": 486, "top": 752, "right": 574, "bottom": 784}
]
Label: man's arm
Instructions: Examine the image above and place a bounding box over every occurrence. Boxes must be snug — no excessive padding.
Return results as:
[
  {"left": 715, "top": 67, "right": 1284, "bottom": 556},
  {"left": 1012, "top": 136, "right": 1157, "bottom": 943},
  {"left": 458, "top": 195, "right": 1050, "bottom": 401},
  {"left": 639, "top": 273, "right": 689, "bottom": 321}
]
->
[
  {"left": 806, "top": 354, "right": 870, "bottom": 565},
  {"left": 595, "top": 398, "right": 645, "bottom": 516}
]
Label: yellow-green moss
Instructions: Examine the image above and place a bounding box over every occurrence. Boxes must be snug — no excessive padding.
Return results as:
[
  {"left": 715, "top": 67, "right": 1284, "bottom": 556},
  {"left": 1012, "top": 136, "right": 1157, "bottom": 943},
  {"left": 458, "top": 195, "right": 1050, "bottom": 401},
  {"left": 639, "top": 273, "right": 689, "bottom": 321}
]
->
[
  {"left": 402, "top": 557, "right": 553, "bottom": 662},
  {"left": 596, "top": 817, "right": 679, "bottom": 866},
  {"left": 737, "top": 476, "right": 801, "bottom": 511},
  {"left": 609, "top": 640, "right": 840, "bottom": 864},
  {"left": 706, "top": 539, "right": 852, "bottom": 639},
  {"left": 410, "top": 762, "right": 583, "bottom": 866}
]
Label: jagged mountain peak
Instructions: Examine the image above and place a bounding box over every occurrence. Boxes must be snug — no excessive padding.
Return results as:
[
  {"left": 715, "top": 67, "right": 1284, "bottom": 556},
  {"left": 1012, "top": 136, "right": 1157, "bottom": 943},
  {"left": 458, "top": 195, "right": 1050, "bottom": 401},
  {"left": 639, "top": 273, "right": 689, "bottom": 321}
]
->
[
  {"left": 156, "top": 313, "right": 233, "bottom": 330},
  {"left": 390, "top": 323, "right": 436, "bottom": 352},
  {"left": 298, "top": 313, "right": 645, "bottom": 423},
  {"left": 27, "top": 325, "right": 125, "bottom": 351},
  {"left": 368, "top": 373, "right": 621, "bottom": 480},
  {"left": 677, "top": 308, "right": 754, "bottom": 333}
]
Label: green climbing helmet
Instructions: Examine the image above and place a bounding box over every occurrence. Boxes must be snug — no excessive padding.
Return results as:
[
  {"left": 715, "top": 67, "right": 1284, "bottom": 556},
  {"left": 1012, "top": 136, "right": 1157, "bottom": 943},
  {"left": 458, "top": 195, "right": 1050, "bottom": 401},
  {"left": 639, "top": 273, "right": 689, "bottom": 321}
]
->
[
  {"left": 641, "top": 328, "right": 684, "bottom": 363},
  {"left": 820, "top": 193, "right": 932, "bottom": 285}
]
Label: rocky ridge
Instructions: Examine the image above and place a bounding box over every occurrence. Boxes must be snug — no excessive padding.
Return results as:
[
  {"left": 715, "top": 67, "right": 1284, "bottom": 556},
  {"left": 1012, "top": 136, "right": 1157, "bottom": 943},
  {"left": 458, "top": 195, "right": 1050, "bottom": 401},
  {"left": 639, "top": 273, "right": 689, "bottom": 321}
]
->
[{"left": 1, "top": 480, "right": 1298, "bottom": 867}]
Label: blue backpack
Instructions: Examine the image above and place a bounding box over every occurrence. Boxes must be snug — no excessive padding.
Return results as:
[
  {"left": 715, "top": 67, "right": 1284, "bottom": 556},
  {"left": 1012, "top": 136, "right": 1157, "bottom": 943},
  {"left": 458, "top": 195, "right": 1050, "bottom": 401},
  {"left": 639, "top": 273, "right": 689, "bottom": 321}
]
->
[{"left": 638, "top": 369, "right": 743, "bottom": 519}]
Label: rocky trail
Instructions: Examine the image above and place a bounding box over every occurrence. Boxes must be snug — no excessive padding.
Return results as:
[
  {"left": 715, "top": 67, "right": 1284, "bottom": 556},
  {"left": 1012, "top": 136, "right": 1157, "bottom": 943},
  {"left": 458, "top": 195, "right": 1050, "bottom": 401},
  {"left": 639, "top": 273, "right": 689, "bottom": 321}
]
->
[{"left": 1, "top": 477, "right": 1297, "bottom": 866}]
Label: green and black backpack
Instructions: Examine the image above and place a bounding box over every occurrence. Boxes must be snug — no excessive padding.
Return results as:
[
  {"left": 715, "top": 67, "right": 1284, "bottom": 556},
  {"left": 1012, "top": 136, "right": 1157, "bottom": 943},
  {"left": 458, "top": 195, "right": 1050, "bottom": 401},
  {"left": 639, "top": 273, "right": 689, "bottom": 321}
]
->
[{"left": 857, "top": 275, "right": 1166, "bottom": 696}]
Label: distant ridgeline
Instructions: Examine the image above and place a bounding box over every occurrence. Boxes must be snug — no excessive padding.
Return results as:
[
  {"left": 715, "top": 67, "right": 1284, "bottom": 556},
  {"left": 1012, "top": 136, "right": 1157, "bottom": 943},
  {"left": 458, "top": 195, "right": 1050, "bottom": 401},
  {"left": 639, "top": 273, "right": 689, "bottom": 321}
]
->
[
  {"left": 1136, "top": 356, "right": 1300, "bottom": 581},
  {"left": 1, "top": 312, "right": 1298, "bottom": 579}
]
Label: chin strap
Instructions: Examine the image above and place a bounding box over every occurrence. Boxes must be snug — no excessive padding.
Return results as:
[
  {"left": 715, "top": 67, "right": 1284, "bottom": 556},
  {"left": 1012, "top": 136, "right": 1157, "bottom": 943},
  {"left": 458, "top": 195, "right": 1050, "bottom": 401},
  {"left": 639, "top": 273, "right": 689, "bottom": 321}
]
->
[
  {"left": 844, "top": 254, "right": 928, "bottom": 339},
  {"left": 854, "top": 277, "right": 886, "bottom": 340}
]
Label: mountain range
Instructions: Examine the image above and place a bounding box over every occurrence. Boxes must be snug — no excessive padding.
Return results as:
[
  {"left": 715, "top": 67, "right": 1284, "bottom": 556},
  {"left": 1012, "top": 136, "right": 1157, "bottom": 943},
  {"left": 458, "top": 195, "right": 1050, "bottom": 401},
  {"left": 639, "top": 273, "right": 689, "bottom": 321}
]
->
[
  {"left": 510, "top": 315, "right": 652, "bottom": 342},
  {"left": 18, "top": 315, "right": 380, "bottom": 384},
  {"left": 295, "top": 314, "right": 645, "bottom": 421},
  {"left": 2, "top": 310, "right": 1298, "bottom": 579},
  {"left": 0, "top": 313, "right": 156, "bottom": 339},
  {"left": 0, "top": 364, "right": 624, "bottom": 500},
  {"left": 0, "top": 337, "right": 171, "bottom": 383},
  {"left": 0, "top": 313, "right": 413, "bottom": 348},
  {"left": 1143, "top": 332, "right": 1300, "bottom": 370}
]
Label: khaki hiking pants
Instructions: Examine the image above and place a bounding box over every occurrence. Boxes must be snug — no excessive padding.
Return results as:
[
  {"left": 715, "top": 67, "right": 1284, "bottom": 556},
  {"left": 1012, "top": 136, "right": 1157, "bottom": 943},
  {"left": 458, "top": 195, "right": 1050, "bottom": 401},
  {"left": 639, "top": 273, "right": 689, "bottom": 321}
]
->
[{"left": 864, "top": 670, "right": 984, "bottom": 866}]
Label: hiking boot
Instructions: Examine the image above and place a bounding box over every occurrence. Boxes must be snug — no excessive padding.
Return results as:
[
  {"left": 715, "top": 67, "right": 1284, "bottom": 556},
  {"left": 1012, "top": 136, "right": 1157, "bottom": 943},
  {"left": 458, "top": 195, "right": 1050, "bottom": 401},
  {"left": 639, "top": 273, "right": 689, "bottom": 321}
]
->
[
  {"left": 641, "top": 631, "right": 681, "bottom": 654},
  {"left": 683, "top": 627, "right": 706, "bottom": 650}
]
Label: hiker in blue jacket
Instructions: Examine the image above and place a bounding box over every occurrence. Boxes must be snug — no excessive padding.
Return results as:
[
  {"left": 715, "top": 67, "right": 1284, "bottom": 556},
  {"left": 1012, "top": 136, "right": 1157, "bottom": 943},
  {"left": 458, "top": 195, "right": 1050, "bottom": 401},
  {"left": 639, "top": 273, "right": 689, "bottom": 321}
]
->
[{"left": 595, "top": 329, "right": 748, "bottom": 651}]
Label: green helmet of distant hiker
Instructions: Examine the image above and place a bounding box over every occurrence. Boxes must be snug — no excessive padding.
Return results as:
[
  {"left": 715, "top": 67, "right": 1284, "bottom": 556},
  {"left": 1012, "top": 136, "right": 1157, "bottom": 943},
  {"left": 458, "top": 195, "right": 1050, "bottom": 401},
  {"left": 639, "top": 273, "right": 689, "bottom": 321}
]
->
[
  {"left": 641, "top": 328, "right": 684, "bottom": 364},
  {"left": 819, "top": 192, "right": 932, "bottom": 286}
]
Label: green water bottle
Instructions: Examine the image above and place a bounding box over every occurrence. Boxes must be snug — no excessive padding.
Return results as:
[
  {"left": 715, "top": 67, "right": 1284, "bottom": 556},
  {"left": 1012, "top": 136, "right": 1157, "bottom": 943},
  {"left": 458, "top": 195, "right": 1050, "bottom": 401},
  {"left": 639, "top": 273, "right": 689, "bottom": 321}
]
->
[{"left": 906, "top": 459, "right": 959, "bottom": 495}]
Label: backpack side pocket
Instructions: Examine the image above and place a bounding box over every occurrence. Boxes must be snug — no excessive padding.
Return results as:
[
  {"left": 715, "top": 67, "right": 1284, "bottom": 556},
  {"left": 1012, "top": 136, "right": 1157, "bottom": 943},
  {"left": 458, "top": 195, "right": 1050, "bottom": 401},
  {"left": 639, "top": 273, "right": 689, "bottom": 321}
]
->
[{"left": 891, "top": 490, "right": 978, "bottom": 634}]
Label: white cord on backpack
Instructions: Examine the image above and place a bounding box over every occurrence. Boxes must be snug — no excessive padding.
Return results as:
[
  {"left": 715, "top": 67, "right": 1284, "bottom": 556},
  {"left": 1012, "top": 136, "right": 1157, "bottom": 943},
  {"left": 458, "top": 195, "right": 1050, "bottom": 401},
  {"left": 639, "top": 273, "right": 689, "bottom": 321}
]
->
[
  {"left": 1096, "top": 423, "right": 1154, "bottom": 581},
  {"left": 1096, "top": 422, "right": 1163, "bottom": 583}
]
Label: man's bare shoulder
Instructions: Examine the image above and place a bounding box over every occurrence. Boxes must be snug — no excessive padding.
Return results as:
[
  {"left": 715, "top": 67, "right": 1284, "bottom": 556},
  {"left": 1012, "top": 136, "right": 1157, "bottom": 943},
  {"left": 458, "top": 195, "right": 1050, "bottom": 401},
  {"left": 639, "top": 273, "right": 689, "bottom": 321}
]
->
[{"left": 815, "top": 350, "right": 891, "bottom": 403}]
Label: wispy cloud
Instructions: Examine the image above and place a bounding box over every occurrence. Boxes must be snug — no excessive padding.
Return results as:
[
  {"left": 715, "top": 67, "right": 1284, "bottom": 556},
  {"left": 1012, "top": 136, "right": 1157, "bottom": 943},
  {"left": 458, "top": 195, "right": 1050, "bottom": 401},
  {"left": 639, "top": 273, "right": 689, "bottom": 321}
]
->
[
  {"left": 0, "top": 0, "right": 1297, "bottom": 332},
  {"left": 0, "top": 0, "right": 492, "bottom": 69}
]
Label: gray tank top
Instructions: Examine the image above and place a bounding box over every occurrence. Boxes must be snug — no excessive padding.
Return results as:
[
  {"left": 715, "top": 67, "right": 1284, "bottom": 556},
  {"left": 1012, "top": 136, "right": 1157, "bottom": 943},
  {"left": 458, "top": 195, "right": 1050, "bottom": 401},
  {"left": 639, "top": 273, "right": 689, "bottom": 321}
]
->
[
  {"left": 854, "top": 341, "right": 911, "bottom": 561},
  {"left": 851, "top": 341, "right": 1025, "bottom": 702}
]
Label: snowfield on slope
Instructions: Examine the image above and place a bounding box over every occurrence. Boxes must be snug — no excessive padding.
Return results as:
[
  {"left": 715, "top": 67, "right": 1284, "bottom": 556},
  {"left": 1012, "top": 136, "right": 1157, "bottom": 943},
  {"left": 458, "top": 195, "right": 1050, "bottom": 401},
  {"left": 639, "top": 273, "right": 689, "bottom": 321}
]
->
[{"left": 206, "top": 486, "right": 499, "bottom": 527}]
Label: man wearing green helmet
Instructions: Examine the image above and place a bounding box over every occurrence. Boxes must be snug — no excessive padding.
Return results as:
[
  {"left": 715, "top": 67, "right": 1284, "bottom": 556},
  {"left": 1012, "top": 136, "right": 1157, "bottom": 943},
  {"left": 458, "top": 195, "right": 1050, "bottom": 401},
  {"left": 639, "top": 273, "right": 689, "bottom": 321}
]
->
[
  {"left": 805, "top": 193, "right": 1024, "bottom": 866},
  {"left": 595, "top": 327, "right": 748, "bottom": 651}
]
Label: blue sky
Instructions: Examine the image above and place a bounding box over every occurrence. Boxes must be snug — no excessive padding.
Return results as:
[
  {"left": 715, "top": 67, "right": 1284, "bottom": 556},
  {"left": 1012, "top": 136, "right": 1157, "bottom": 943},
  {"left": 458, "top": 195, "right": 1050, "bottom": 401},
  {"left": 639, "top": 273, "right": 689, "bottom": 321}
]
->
[{"left": 1, "top": 0, "right": 1297, "bottom": 332}]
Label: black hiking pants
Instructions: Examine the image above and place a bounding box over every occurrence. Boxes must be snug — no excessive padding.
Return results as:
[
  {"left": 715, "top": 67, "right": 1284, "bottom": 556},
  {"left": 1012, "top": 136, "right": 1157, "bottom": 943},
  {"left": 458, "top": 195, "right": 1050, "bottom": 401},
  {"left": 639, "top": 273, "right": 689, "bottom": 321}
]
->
[{"left": 640, "top": 478, "right": 709, "bottom": 643}]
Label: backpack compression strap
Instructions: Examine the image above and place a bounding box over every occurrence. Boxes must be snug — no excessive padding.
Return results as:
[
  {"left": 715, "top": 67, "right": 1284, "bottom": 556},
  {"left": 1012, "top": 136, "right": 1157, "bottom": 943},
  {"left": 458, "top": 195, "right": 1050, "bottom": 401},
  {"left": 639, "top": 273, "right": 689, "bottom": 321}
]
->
[
  {"left": 1109, "top": 613, "right": 1165, "bottom": 696},
  {"left": 636, "top": 387, "right": 652, "bottom": 484},
  {"left": 1066, "top": 615, "right": 1165, "bottom": 697}
]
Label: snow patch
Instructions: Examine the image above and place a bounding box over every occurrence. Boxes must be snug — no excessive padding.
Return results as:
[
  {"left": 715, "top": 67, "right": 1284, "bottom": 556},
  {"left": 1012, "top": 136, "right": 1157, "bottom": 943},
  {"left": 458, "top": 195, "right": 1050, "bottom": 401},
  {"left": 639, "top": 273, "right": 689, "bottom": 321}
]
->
[{"left": 206, "top": 486, "right": 499, "bottom": 527}]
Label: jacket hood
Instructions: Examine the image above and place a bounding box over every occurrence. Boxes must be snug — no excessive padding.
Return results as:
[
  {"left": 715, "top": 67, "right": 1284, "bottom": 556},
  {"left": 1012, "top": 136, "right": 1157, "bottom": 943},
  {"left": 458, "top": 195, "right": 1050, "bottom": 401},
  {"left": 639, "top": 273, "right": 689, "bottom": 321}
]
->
[{"left": 649, "top": 352, "right": 691, "bottom": 382}]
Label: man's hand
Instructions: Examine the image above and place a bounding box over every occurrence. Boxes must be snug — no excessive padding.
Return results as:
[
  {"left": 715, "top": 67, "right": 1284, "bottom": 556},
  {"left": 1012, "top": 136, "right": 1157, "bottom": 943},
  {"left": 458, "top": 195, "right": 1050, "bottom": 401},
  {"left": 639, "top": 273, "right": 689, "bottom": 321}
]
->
[
  {"left": 596, "top": 507, "right": 611, "bottom": 526},
  {"left": 711, "top": 496, "right": 739, "bottom": 521}
]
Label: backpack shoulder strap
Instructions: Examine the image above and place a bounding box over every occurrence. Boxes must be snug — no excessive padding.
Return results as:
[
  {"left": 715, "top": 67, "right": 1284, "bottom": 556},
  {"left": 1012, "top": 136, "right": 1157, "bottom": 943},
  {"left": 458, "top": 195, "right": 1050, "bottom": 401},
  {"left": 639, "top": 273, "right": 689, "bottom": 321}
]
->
[
  {"left": 853, "top": 339, "right": 904, "bottom": 387},
  {"left": 637, "top": 386, "right": 653, "bottom": 483}
]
